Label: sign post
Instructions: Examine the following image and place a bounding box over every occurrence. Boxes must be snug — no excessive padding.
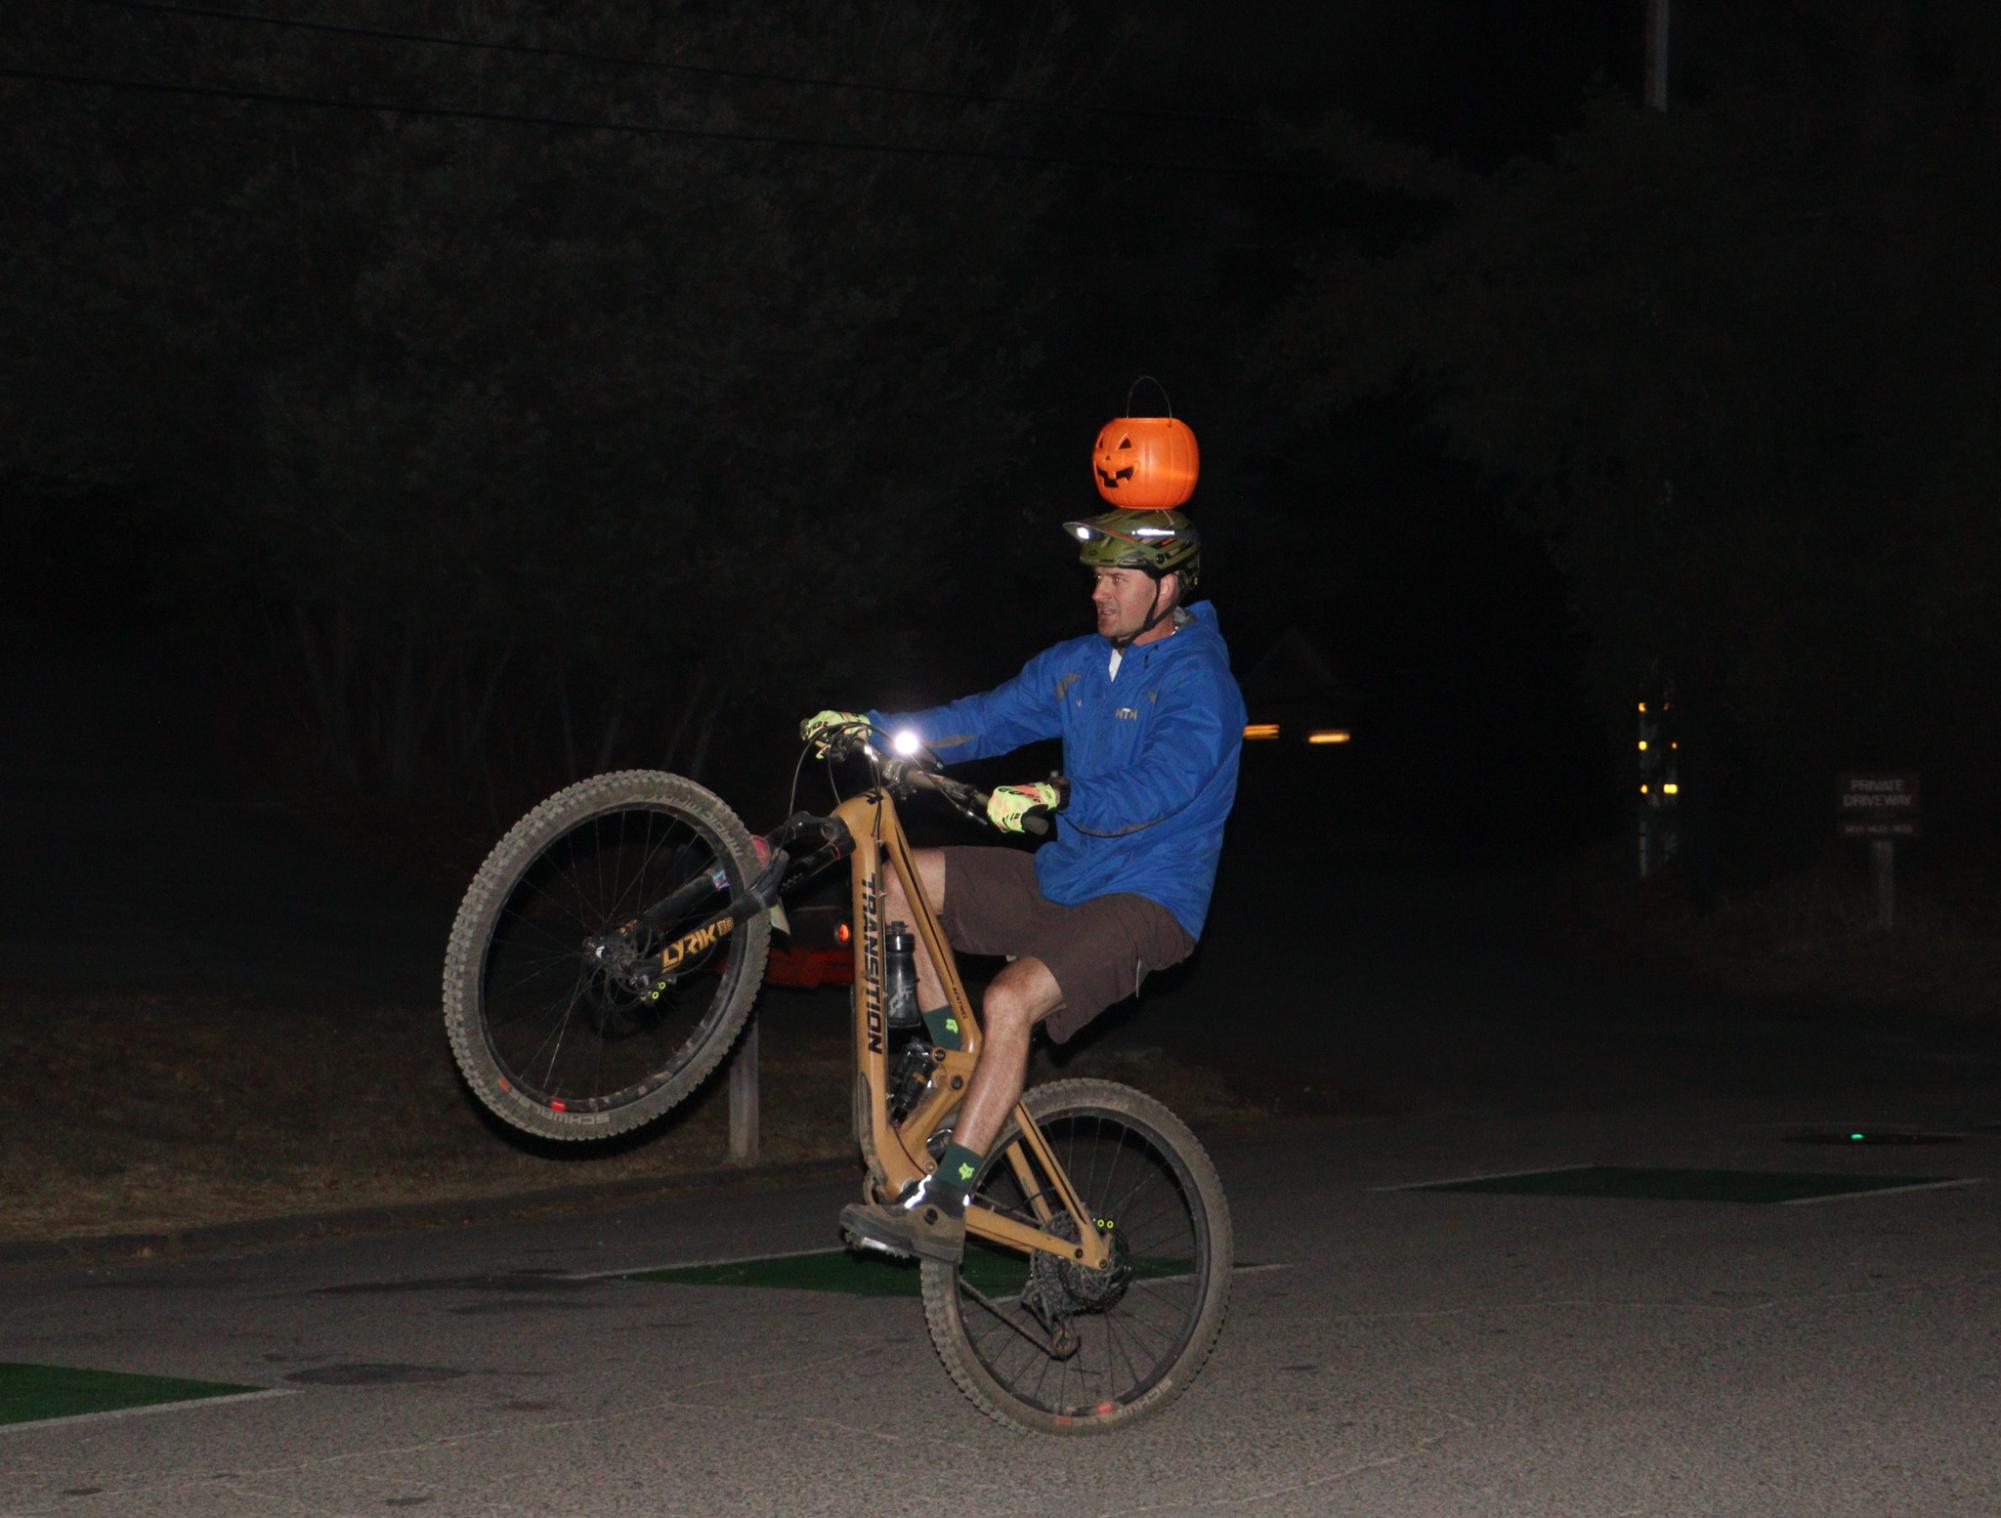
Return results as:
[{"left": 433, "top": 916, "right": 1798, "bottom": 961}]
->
[{"left": 1837, "top": 774, "right": 1921, "bottom": 932}]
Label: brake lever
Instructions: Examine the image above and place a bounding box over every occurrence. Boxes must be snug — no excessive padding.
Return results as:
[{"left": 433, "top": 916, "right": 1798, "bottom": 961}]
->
[
  {"left": 809, "top": 722, "right": 876, "bottom": 763},
  {"left": 924, "top": 772, "right": 989, "bottom": 827}
]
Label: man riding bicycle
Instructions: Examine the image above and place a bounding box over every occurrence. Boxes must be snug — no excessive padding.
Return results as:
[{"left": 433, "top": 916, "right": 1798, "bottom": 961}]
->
[{"left": 804, "top": 503, "right": 1245, "bottom": 1264}]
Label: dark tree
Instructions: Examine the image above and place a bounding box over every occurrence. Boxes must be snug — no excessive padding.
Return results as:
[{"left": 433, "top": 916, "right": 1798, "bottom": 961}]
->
[
  {"left": 2, "top": 2, "right": 1145, "bottom": 802},
  {"left": 1256, "top": 0, "right": 2001, "bottom": 863}
]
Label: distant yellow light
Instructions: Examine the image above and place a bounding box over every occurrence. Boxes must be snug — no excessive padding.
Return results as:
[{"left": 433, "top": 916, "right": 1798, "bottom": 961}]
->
[
  {"left": 1243, "top": 723, "right": 1280, "bottom": 740},
  {"left": 1307, "top": 730, "right": 1351, "bottom": 745},
  {"left": 1670, "top": 741, "right": 1678, "bottom": 750},
  {"left": 1638, "top": 740, "right": 1649, "bottom": 751},
  {"left": 1663, "top": 783, "right": 1680, "bottom": 795},
  {"left": 1637, "top": 702, "right": 1647, "bottom": 713},
  {"left": 1639, "top": 784, "right": 1650, "bottom": 794}
]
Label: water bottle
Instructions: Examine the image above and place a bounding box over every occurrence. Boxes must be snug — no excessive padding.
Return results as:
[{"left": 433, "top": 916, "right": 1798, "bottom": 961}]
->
[{"left": 884, "top": 921, "right": 921, "bottom": 1028}]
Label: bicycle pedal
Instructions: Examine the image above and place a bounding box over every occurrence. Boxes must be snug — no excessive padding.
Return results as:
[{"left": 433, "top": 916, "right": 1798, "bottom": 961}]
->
[{"left": 842, "top": 1227, "right": 913, "bottom": 1261}]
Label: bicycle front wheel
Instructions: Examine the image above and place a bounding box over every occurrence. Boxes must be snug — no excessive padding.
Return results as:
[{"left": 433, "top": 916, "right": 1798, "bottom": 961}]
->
[
  {"left": 920, "top": 1078, "right": 1232, "bottom": 1434},
  {"left": 443, "top": 770, "right": 769, "bottom": 1141}
]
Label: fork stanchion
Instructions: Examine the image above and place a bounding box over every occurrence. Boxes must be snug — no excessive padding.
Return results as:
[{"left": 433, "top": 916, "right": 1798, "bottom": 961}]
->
[{"left": 728, "top": 1015, "right": 760, "bottom": 1165}]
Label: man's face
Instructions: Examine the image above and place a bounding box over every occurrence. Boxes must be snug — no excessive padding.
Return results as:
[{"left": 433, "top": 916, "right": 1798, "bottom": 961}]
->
[{"left": 1092, "top": 567, "right": 1168, "bottom": 641}]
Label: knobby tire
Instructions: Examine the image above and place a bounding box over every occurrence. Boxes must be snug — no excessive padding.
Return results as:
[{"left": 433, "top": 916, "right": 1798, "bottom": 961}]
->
[{"left": 443, "top": 770, "right": 770, "bottom": 1141}]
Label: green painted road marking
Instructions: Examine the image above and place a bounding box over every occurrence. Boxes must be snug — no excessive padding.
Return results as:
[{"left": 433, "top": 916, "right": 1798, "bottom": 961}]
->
[
  {"left": 620, "top": 1246, "right": 1211, "bottom": 1297},
  {"left": 1392, "top": 1166, "right": 1971, "bottom": 1204},
  {"left": 1, "top": 1364, "right": 263, "bottom": 1428}
]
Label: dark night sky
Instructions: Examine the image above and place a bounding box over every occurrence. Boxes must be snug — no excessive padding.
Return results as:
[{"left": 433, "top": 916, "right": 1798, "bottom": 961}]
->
[{"left": 7, "top": 1, "right": 1990, "bottom": 867}]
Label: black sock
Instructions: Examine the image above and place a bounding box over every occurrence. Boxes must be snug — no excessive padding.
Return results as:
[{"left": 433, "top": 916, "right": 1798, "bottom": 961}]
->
[
  {"left": 920, "top": 1005, "right": 962, "bottom": 1050},
  {"left": 933, "top": 1142, "right": 983, "bottom": 1199}
]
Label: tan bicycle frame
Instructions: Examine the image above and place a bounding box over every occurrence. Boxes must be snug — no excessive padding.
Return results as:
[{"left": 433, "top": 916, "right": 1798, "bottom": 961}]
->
[{"left": 836, "top": 787, "right": 1110, "bottom": 1272}]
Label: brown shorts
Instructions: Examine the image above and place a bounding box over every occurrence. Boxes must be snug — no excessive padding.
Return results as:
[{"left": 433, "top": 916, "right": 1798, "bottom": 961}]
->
[{"left": 937, "top": 846, "right": 1195, "bottom": 1044}]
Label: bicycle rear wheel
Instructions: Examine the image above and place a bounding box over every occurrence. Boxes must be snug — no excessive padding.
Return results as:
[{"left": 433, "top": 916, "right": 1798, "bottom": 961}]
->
[
  {"left": 920, "top": 1078, "right": 1231, "bottom": 1434},
  {"left": 443, "top": 770, "right": 769, "bottom": 1141}
]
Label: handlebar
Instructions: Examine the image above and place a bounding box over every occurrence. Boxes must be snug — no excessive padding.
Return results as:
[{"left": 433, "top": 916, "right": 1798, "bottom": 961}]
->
[
  {"left": 901, "top": 760, "right": 1054, "bottom": 838},
  {"left": 810, "top": 723, "right": 1058, "bottom": 838}
]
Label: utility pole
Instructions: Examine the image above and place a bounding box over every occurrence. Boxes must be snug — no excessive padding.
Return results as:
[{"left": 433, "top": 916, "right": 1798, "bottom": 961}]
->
[
  {"left": 1636, "top": 0, "right": 1673, "bottom": 883},
  {"left": 1645, "top": 0, "right": 1671, "bottom": 112}
]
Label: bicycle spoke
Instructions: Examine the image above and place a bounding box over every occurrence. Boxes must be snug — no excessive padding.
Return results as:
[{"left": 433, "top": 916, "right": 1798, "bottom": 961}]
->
[
  {"left": 494, "top": 890, "right": 590, "bottom": 952},
  {"left": 958, "top": 1280, "right": 1059, "bottom": 1357},
  {"left": 611, "top": 809, "right": 689, "bottom": 924},
  {"left": 530, "top": 971, "right": 590, "bottom": 1094},
  {"left": 1027, "top": 1336, "right": 1061, "bottom": 1410},
  {"left": 541, "top": 834, "right": 604, "bottom": 936}
]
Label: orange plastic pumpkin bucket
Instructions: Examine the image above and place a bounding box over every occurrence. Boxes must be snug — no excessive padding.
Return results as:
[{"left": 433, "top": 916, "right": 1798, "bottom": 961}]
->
[{"left": 1091, "top": 378, "right": 1199, "bottom": 509}]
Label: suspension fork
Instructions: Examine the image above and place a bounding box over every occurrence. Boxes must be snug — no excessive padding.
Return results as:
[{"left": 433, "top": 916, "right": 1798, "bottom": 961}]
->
[{"left": 628, "top": 811, "right": 848, "bottom": 974}]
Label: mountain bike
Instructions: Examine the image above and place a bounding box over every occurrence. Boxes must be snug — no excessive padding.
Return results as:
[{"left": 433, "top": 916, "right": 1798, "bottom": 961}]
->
[{"left": 442, "top": 724, "right": 1232, "bottom": 1434}]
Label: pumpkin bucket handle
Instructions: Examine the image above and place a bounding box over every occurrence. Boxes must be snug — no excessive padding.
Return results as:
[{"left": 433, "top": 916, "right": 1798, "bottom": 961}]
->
[{"left": 1124, "top": 374, "right": 1175, "bottom": 418}]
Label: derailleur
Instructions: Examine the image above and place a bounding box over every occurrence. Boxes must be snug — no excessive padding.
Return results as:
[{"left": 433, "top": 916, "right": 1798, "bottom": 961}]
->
[{"left": 1021, "top": 1209, "right": 1132, "bottom": 1361}]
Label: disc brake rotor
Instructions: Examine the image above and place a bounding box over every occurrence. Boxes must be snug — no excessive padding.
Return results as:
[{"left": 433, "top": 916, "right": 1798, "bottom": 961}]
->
[{"left": 580, "top": 928, "right": 675, "bottom": 1037}]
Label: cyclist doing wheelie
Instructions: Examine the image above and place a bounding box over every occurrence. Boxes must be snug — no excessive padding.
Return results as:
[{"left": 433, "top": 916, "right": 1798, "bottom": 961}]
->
[
  {"left": 805, "top": 504, "right": 1246, "bottom": 1265},
  {"left": 445, "top": 484, "right": 1239, "bottom": 1429}
]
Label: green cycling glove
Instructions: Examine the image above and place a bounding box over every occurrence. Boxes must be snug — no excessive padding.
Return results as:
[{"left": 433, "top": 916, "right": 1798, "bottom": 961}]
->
[
  {"left": 800, "top": 709, "right": 866, "bottom": 753},
  {"left": 986, "top": 781, "right": 1062, "bottom": 833}
]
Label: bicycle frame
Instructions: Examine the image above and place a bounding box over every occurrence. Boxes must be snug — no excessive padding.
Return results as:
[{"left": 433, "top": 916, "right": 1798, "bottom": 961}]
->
[
  {"left": 625, "top": 772, "right": 1109, "bottom": 1272},
  {"left": 834, "top": 785, "right": 1111, "bottom": 1273}
]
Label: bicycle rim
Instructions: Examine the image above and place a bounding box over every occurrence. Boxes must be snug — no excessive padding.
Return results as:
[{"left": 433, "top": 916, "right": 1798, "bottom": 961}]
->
[
  {"left": 922, "top": 1080, "right": 1231, "bottom": 1433},
  {"left": 473, "top": 796, "right": 756, "bottom": 1122}
]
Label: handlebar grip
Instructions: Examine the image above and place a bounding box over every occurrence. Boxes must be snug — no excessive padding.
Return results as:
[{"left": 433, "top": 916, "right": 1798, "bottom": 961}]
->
[
  {"left": 893, "top": 765, "right": 1055, "bottom": 836},
  {"left": 961, "top": 780, "right": 1054, "bottom": 837}
]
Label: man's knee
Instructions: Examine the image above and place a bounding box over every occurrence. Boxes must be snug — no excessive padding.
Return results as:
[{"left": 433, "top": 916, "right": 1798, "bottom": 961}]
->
[{"left": 982, "top": 957, "right": 1062, "bottom": 1036}]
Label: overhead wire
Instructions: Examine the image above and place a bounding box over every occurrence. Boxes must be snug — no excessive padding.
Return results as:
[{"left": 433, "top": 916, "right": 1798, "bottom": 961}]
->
[
  {"left": 73, "top": 0, "right": 1261, "bottom": 130},
  {"left": 0, "top": 62, "right": 1300, "bottom": 178}
]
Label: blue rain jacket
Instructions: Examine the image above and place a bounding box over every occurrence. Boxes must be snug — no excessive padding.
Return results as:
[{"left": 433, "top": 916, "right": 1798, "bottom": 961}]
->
[{"left": 869, "top": 601, "right": 1245, "bottom": 939}]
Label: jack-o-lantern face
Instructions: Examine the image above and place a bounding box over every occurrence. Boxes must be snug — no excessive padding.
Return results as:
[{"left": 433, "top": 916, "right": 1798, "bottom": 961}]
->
[
  {"left": 1091, "top": 416, "right": 1199, "bottom": 509},
  {"left": 1094, "top": 429, "right": 1139, "bottom": 493}
]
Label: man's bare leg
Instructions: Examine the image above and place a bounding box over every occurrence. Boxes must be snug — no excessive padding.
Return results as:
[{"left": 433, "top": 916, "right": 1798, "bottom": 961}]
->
[
  {"left": 882, "top": 853, "right": 1059, "bottom": 1150},
  {"left": 951, "top": 955, "right": 1063, "bottom": 1154}
]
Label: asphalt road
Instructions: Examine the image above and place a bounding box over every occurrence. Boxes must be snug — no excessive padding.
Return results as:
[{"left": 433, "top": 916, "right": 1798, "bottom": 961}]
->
[
  {"left": 5, "top": 1061, "right": 1998, "bottom": 1517},
  {"left": 8, "top": 673, "right": 2000, "bottom": 1513}
]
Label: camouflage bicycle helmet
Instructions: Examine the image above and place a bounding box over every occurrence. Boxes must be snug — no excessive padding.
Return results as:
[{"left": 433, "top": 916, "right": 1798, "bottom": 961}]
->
[{"left": 1063, "top": 508, "right": 1202, "bottom": 590}]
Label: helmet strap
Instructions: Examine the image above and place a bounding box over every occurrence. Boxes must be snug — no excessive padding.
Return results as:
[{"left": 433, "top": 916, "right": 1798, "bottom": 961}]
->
[{"left": 1110, "top": 573, "right": 1178, "bottom": 651}]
